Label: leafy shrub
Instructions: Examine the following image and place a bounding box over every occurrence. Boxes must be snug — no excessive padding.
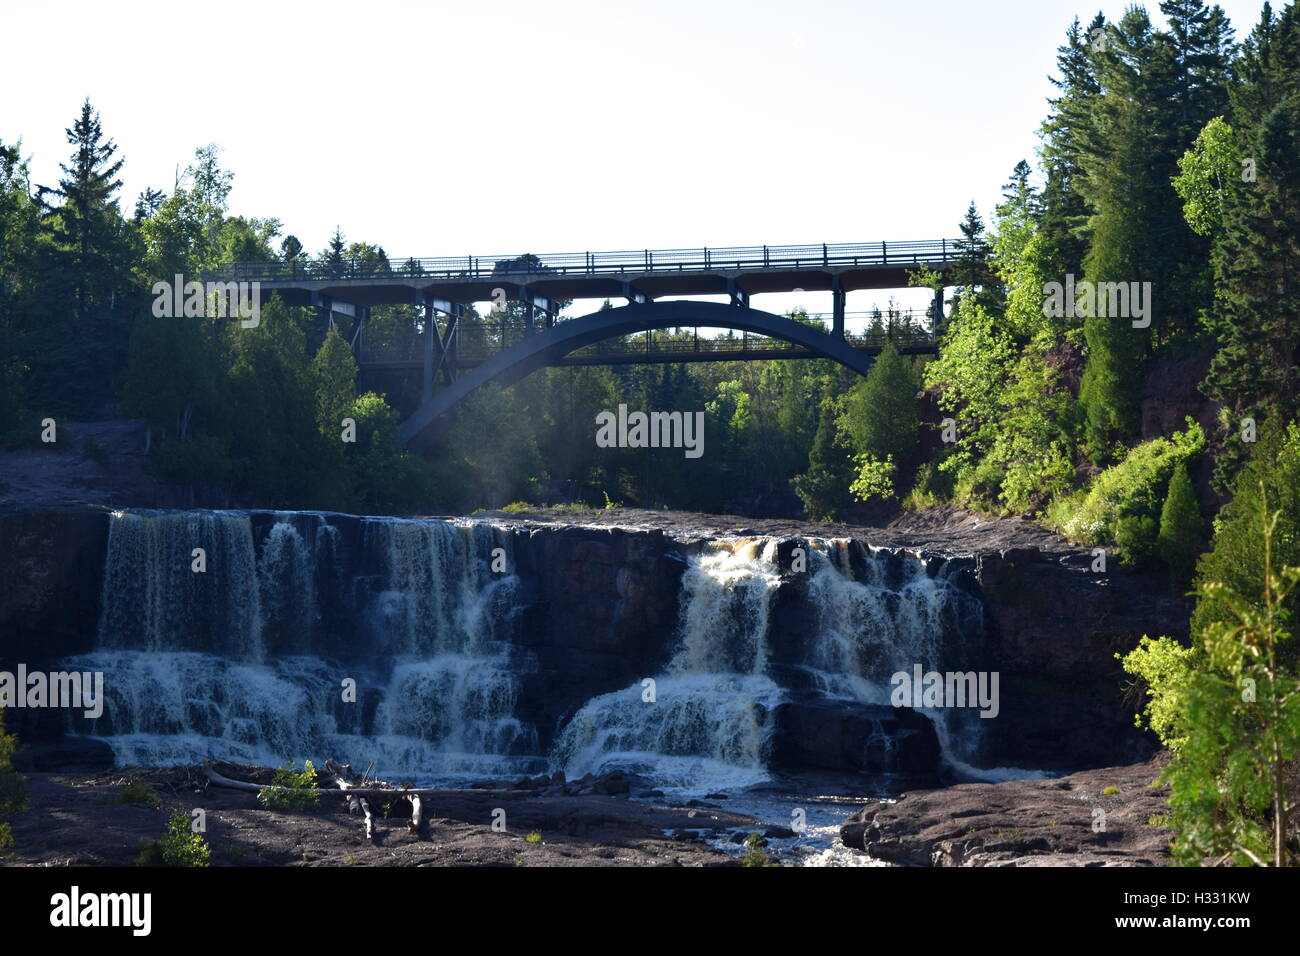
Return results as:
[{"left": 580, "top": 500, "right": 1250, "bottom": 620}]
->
[
  {"left": 137, "top": 808, "right": 210, "bottom": 867},
  {"left": 257, "top": 760, "right": 320, "bottom": 811},
  {"left": 739, "top": 833, "right": 777, "bottom": 867},
  {"left": 1118, "top": 635, "right": 1198, "bottom": 751},
  {"left": 1048, "top": 419, "right": 1205, "bottom": 546},
  {"left": 501, "top": 501, "right": 534, "bottom": 514}
]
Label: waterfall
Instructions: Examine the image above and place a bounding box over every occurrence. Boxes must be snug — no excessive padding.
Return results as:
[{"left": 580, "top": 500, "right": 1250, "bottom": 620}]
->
[
  {"left": 551, "top": 539, "right": 785, "bottom": 794},
  {"left": 800, "top": 542, "right": 1046, "bottom": 781},
  {"left": 72, "top": 511, "right": 541, "bottom": 778}
]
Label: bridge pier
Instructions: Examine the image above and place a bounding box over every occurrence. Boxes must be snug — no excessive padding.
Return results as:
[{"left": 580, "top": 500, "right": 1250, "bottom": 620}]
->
[{"left": 832, "top": 275, "right": 845, "bottom": 339}]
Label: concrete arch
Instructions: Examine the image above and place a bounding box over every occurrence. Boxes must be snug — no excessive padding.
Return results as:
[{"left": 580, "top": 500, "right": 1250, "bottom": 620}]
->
[{"left": 398, "top": 300, "right": 872, "bottom": 445}]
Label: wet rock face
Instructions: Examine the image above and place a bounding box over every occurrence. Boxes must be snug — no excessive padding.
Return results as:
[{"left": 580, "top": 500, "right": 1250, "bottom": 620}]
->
[
  {"left": 771, "top": 699, "right": 940, "bottom": 780},
  {"left": 975, "top": 549, "right": 1190, "bottom": 770},
  {"left": 512, "top": 525, "right": 686, "bottom": 741},
  {"left": 0, "top": 508, "right": 109, "bottom": 667},
  {"left": 0, "top": 507, "right": 1189, "bottom": 777}
]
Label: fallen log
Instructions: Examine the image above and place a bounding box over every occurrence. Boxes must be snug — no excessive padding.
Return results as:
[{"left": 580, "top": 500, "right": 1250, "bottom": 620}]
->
[
  {"left": 407, "top": 793, "right": 424, "bottom": 838},
  {"left": 327, "top": 760, "right": 378, "bottom": 842}
]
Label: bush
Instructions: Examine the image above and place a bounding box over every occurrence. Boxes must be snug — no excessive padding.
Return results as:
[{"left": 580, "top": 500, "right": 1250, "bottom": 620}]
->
[
  {"left": 501, "top": 501, "right": 534, "bottom": 514},
  {"left": 1118, "top": 635, "right": 1198, "bottom": 751},
  {"left": 1048, "top": 419, "right": 1205, "bottom": 546},
  {"left": 257, "top": 760, "right": 320, "bottom": 811},
  {"left": 1115, "top": 514, "right": 1159, "bottom": 567},
  {"left": 136, "top": 807, "right": 210, "bottom": 867}
]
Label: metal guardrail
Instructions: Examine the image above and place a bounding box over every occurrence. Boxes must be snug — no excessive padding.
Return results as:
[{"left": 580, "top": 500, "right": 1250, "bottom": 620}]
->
[{"left": 216, "top": 239, "right": 960, "bottom": 284}]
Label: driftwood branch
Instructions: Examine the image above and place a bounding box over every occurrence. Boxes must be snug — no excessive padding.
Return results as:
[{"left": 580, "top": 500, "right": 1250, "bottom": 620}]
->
[{"left": 327, "top": 760, "right": 378, "bottom": 842}]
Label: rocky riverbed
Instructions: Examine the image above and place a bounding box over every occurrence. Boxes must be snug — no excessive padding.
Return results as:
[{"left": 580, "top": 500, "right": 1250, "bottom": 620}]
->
[{"left": 840, "top": 755, "right": 1173, "bottom": 866}]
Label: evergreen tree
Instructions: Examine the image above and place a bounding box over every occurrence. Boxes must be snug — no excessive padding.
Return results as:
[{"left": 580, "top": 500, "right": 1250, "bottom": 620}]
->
[
  {"left": 793, "top": 396, "right": 855, "bottom": 521},
  {"left": 1201, "top": 6, "right": 1300, "bottom": 490},
  {"left": 948, "top": 202, "right": 1001, "bottom": 313},
  {"left": 840, "top": 342, "right": 919, "bottom": 468},
  {"left": 45, "top": 99, "right": 127, "bottom": 322},
  {"left": 312, "top": 324, "right": 357, "bottom": 439},
  {"left": 1158, "top": 461, "right": 1202, "bottom": 589}
]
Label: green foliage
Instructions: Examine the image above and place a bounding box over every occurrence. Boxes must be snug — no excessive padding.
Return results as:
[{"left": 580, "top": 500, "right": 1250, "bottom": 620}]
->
[
  {"left": 501, "top": 501, "right": 534, "bottom": 513},
  {"left": 1164, "top": 509, "right": 1300, "bottom": 866},
  {"left": 793, "top": 396, "right": 856, "bottom": 521},
  {"left": 1115, "top": 513, "right": 1159, "bottom": 567},
  {"left": 525, "top": 831, "right": 542, "bottom": 844},
  {"left": 0, "top": 710, "right": 26, "bottom": 854},
  {"left": 848, "top": 453, "right": 895, "bottom": 503},
  {"left": 1158, "top": 462, "right": 1202, "bottom": 589},
  {"left": 1048, "top": 419, "right": 1205, "bottom": 546},
  {"left": 1193, "top": 420, "right": 1300, "bottom": 667},
  {"left": 1172, "top": 116, "right": 1239, "bottom": 237},
  {"left": 138, "top": 807, "right": 210, "bottom": 867},
  {"left": 258, "top": 760, "right": 320, "bottom": 811},
  {"left": 312, "top": 324, "right": 357, "bottom": 439},
  {"left": 839, "top": 343, "right": 918, "bottom": 468},
  {"left": 1119, "top": 634, "right": 1198, "bottom": 750},
  {"left": 739, "top": 832, "right": 777, "bottom": 867}
]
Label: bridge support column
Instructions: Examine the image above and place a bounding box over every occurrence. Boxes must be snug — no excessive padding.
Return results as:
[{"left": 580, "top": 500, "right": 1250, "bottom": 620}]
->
[
  {"left": 831, "top": 275, "right": 845, "bottom": 339},
  {"left": 727, "top": 279, "right": 748, "bottom": 309},
  {"left": 422, "top": 293, "right": 436, "bottom": 404},
  {"left": 932, "top": 286, "right": 944, "bottom": 330}
]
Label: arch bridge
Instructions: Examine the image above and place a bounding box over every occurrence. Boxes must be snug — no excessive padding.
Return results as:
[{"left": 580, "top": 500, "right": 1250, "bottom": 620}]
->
[{"left": 211, "top": 238, "right": 957, "bottom": 446}]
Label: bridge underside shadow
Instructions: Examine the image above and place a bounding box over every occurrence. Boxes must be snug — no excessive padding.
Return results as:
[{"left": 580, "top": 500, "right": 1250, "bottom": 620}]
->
[{"left": 397, "top": 300, "right": 874, "bottom": 447}]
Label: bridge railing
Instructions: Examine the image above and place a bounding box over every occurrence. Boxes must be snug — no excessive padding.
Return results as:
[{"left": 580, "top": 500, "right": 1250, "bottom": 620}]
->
[{"left": 216, "top": 239, "right": 960, "bottom": 284}]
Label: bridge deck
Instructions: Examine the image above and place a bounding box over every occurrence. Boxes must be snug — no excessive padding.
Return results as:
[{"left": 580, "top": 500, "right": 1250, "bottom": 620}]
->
[{"left": 213, "top": 238, "right": 959, "bottom": 307}]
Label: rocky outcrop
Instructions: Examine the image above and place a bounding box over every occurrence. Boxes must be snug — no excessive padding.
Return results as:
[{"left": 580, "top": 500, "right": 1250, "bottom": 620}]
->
[
  {"left": 975, "top": 548, "right": 1189, "bottom": 770},
  {"left": 0, "top": 508, "right": 109, "bottom": 666},
  {"left": 841, "top": 756, "right": 1172, "bottom": 865}
]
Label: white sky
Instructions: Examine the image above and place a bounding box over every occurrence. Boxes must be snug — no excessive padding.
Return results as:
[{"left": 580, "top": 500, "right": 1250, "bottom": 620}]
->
[{"left": 1, "top": 0, "right": 1273, "bottom": 321}]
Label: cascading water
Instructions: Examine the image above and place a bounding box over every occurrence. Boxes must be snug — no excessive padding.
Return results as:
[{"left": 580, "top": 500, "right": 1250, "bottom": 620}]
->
[
  {"left": 799, "top": 540, "right": 1046, "bottom": 782},
  {"left": 551, "top": 539, "right": 785, "bottom": 795},
  {"left": 67, "top": 510, "right": 542, "bottom": 779}
]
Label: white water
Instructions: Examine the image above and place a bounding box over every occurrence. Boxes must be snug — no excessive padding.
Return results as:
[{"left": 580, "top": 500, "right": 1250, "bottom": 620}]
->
[
  {"left": 552, "top": 539, "right": 785, "bottom": 795},
  {"left": 76, "top": 512, "right": 1041, "bottom": 812},
  {"left": 74, "top": 511, "right": 541, "bottom": 778}
]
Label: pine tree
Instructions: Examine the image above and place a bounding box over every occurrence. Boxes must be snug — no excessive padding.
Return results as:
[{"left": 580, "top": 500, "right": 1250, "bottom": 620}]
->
[
  {"left": 793, "top": 396, "right": 855, "bottom": 522},
  {"left": 1158, "top": 461, "right": 1202, "bottom": 589},
  {"left": 312, "top": 324, "right": 357, "bottom": 439},
  {"left": 46, "top": 99, "right": 127, "bottom": 322},
  {"left": 948, "top": 202, "right": 1001, "bottom": 313},
  {"left": 1201, "top": 5, "right": 1300, "bottom": 491},
  {"left": 840, "top": 342, "right": 919, "bottom": 468}
]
